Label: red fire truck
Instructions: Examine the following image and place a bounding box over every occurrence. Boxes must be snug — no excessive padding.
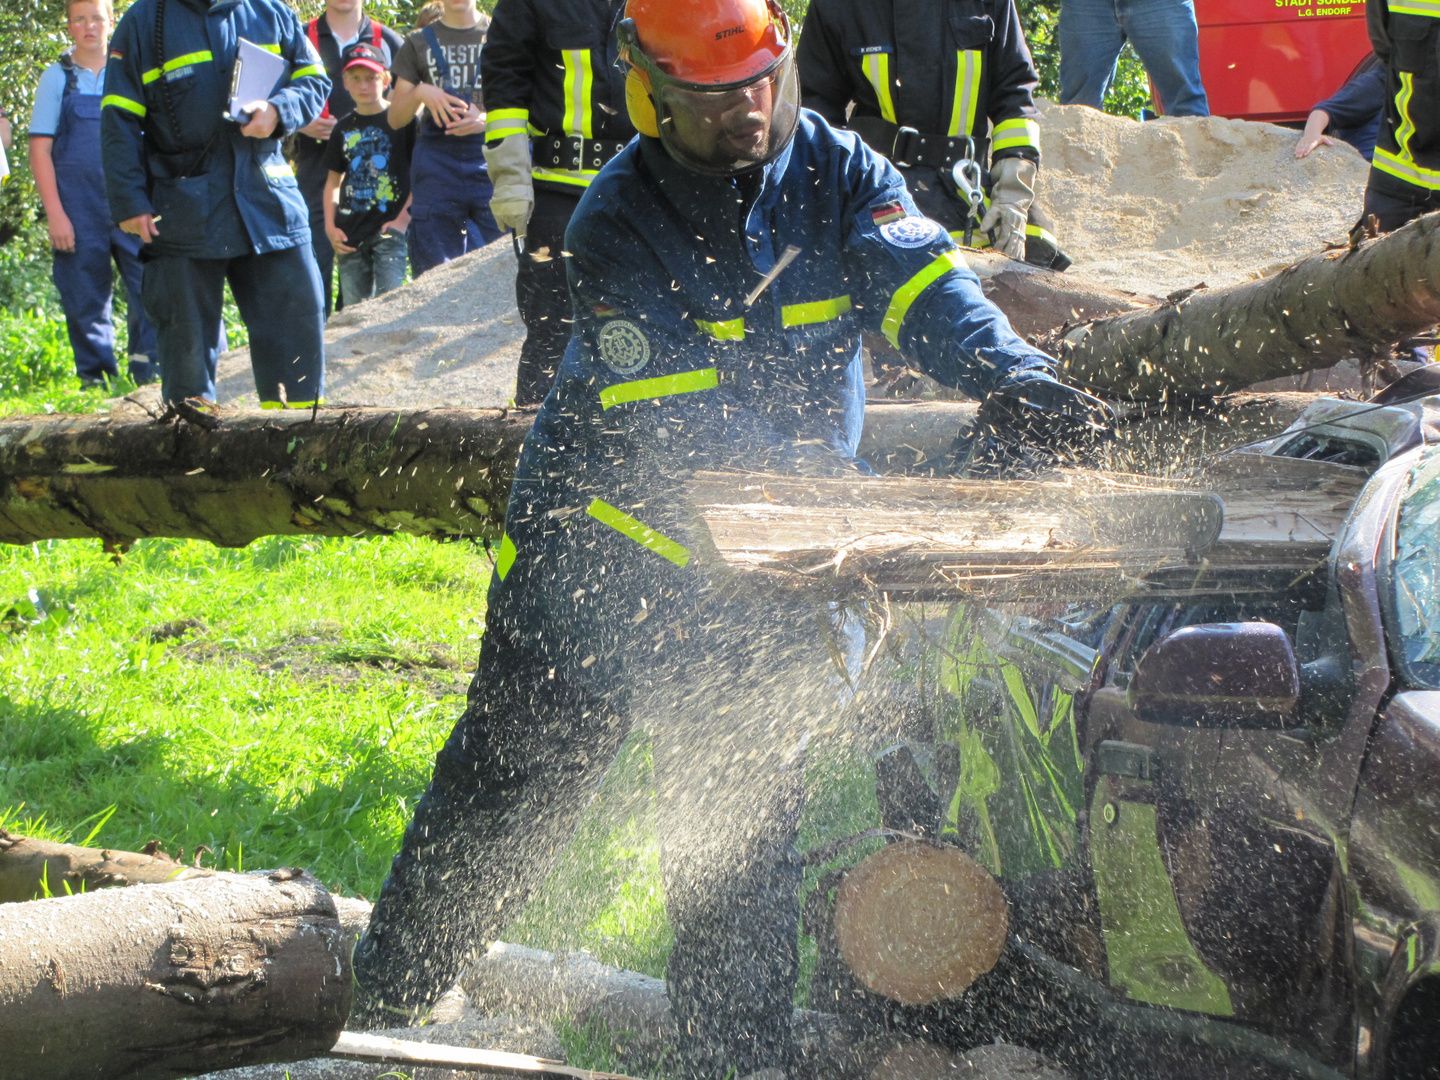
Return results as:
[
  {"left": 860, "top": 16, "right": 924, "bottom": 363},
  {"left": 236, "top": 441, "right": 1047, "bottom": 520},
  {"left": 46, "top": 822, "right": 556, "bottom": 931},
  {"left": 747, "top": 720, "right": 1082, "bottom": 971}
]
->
[{"left": 1180, "top": 0, "right": 1373, "bottom": 121}]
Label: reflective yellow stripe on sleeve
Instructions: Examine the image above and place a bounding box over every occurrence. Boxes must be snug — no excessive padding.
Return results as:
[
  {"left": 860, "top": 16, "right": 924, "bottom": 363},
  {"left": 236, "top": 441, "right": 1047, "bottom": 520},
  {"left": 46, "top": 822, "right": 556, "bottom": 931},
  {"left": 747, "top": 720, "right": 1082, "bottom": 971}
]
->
[
  {"left": 586, "top": 499, "right": 691, "bottom": 567},
  {"left": 142, "top": 50, "right": 214, "bottom": 83},
  {"left": 781, "top": 295, "right": 852, "bottom": 327},
  {"left": 495, "top": 533, "right": 517, "bottom": 581},
  {"left": 695, "top": 317, "right": 745, "bottom": 341},
  {"left": 486, "top": 108, "right": 531, "bottom": 143},
  {"left": 101, "top": 94, "right": 146, "bottom": 116},
  {"left": 1374, "top": 146, "right": 1440, "bottom": 190},
  {"left": 562, "top": 50, "right": 594, "bottom": 138},
  {"left": 1025, "top": 223, "right": 1058, "bottom": 247},
  {"left": 861, "top": 52, "right": 897, "bottom": 125},
  {"left": 992, "top": 117, "right": 1041, "bottom": 154},
  {"left": 948, "top": 50, "right": 982, "bottom": 138},
  {"left": 1390, "top": 0, "right": 1440, "bottom": 13},
  {"left": 881, "top": 249, "right": 966, "bottom": 348},
  {"left": 291, "top": 64, "right": 325, "bottom": 81},
  {"left": 599, "top": 367, "right": 719, "bottom": 410}
]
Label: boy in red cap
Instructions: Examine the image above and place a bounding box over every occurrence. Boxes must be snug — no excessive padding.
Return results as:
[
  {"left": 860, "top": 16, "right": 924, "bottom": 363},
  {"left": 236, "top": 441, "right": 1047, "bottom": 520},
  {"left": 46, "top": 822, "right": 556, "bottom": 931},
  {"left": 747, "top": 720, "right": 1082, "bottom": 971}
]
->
[{"left": 323, "top": 41, "right": 416, "bottom": 303}]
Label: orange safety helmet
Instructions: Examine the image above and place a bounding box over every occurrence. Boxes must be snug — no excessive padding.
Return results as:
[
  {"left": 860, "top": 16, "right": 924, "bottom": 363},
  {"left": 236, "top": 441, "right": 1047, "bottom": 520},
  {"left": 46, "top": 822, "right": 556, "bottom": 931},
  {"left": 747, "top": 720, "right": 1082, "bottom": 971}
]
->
[{"left": 619, "top": 0, "right": 800, "bottom": 176}]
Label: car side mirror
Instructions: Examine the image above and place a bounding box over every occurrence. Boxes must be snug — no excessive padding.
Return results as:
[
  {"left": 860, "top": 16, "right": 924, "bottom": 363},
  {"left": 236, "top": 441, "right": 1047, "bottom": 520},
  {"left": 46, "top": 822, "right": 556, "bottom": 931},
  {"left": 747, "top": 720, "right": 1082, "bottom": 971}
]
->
[{"left": 1129, "top": 622, "right": 1301, "bottom": 728}]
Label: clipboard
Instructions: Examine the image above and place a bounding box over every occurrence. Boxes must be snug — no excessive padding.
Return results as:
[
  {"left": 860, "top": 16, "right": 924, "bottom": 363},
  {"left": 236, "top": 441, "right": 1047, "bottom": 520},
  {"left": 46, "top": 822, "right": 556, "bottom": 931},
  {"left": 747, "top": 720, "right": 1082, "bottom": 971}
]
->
[{"left": 226, "top": 38, "right": 288, "bottom": 121}]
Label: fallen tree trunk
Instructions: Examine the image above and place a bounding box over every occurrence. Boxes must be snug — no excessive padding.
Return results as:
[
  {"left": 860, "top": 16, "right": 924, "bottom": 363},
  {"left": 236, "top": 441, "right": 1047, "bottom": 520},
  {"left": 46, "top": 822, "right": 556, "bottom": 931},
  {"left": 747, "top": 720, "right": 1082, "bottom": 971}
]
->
[
  {"left": 1054, "top": 210, "right": 1440, "bottom": 399},
  {"left": 687, "top": 455, "right": 1370, "bottom": 603},
  {"left": 957, "top": 249, "right": 1160, "bottom": 340},
  {"left": 0, "top": 829, "right": 212, "bottom": 903},
  {"left": 0, "top": 869, "right": 350, "bottom": 1080},
  {"left": 0, "top": 395, "right": 1318, "bottom": 548}
]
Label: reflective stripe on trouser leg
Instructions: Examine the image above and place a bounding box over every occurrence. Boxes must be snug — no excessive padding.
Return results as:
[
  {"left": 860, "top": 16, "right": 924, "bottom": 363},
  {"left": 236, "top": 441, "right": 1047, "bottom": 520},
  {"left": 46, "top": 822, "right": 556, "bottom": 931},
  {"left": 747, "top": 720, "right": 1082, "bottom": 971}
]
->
[{"left": 227, "top": 246, "right": 326, "bottom": 408}]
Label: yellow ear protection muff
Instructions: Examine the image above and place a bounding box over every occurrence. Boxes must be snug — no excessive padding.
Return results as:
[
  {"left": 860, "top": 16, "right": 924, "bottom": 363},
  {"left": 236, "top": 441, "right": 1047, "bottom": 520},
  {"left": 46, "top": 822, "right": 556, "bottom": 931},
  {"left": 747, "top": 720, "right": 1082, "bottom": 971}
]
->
[{"left": 625, "top": 68, "right": 659, "bottom": 138}]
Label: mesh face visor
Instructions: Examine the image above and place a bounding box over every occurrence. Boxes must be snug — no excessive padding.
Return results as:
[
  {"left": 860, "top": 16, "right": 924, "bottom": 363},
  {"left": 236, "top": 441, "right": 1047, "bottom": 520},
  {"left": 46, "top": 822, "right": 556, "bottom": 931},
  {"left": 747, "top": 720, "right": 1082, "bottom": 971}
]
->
[{"left": 619, "top": 11, "right": 801, "bottom": 177}]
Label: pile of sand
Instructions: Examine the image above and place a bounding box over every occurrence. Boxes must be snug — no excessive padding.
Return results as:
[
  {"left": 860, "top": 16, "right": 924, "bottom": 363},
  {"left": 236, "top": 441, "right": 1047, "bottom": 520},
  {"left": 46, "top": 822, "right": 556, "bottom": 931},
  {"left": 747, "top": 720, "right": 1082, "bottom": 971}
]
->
[{"left": 1037, "top": 100, "right": 1372, "bottom": 297}]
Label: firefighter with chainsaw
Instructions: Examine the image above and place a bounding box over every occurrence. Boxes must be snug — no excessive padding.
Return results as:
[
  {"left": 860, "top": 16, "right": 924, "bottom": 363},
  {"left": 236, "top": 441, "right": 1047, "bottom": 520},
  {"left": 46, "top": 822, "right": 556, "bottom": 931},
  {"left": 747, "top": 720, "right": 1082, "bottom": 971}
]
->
[
  {"left": 481, "top": 0, "right": 636, "bottom": 405},
  {"left": 797, "top": 0, "right": 1068, "bottom": 270},
  {"left": 351, "top": 1, "right": 1110, "bottom": 1075},
  {"left": 1364, "top": 0, "right": 1440, "bottom": 232}
]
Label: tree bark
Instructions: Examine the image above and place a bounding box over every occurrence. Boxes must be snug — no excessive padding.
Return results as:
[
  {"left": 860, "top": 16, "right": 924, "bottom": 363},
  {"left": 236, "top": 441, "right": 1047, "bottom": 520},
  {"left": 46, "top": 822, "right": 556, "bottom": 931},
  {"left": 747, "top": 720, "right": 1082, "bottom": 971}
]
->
[
  {"left": 0, "top": 830, "right": 213, "bottom": 903},
  {"left": 1053, "top": 210, "right": 1440, "bottom": 399},
  {"left": 0, "top": 869, "right": 350, "bottom": 1080},
  {"left": 831, "top": 842, "right": 1009, "bottom": 1005},
  {"left": 958, "top": 249, "right": 1160, "bottom": 340},
  {"left": 0, "top": 394, "right": 1319, "bottom": 549}
]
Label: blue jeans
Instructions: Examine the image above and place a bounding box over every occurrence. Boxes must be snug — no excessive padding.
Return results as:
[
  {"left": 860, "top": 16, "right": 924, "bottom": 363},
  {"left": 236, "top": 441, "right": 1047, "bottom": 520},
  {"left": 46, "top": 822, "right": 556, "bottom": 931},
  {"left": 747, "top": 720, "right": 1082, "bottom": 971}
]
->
[
  {"left": 1058, "top": 0, "right": 1209, "bottom": 117},
  {"left": 337, "top": 229, "right": 409, "bottom": 306}
]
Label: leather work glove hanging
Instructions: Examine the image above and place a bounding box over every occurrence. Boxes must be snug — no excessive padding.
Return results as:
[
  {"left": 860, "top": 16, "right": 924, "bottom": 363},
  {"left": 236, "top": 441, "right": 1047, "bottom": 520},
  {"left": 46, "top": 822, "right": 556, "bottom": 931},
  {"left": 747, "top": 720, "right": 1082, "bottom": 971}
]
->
[
  {"left": 484, "top": 132, "right": 535, "bottom": 238},
  {"left": 979, "top": 156, "right": 1035, "bottom": 261}
]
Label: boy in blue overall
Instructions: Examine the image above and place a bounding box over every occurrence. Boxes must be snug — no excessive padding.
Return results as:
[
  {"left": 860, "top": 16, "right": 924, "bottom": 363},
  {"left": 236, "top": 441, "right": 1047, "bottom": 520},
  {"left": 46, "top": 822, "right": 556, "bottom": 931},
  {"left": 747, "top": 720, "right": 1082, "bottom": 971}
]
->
[
  {"left": 29, "top": 0, "right": 158, "bottom": 389},
  {"left": 388, "top": 0, "right": 501, "bottom": 277}
]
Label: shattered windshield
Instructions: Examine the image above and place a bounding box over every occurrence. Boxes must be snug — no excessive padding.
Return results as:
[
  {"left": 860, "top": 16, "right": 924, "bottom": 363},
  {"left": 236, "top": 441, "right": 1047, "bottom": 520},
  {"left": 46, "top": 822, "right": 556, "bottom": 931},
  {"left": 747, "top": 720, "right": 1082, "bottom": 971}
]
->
[{"left": 1392, "top": 446, "right": 1440, "bottom": 687}]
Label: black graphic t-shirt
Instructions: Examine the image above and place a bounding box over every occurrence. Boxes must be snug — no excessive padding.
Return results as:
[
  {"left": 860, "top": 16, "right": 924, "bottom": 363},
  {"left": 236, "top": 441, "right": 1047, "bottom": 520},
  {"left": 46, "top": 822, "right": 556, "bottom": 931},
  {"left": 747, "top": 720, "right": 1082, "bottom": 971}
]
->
[{"left": 324, "top": 110, "right": 417, "bottom": 246}]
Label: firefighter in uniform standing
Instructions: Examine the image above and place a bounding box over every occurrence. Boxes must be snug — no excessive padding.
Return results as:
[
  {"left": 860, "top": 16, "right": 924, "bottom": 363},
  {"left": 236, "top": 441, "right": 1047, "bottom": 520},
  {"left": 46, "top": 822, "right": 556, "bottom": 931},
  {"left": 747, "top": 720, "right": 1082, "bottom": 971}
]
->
[
  {"left": 1364, "top": 0, "right": 1440, "bottom": 232},
  {"left": 351, "top": 1, "right": 1110, "bottom": 1075},
  {"left": 797, "top": 0, "right": 1068, "bottom": 270},
  {"left": 102, "top": 0, "right": 330, "bottom": 408},
  {"left": 481, "top": 0, "right": 637, "bottom": 405}
]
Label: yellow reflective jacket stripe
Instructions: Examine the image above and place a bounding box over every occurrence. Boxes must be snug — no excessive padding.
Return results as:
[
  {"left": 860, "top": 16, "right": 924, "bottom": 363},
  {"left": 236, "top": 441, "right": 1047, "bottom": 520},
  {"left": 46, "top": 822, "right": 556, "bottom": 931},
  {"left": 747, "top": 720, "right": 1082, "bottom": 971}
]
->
[
  {"left": 486, "top": 108, "right": 531, "bottom": 143},
  {"left": 258, "top": 43, "right": 282, "bottom": 54},
  {"left": 882, "top": 249, "right": 965, "bottom": 348},
  {"left": 1374, "top": 146, "right": 1440, "bottom": 190},
  {"left": 142, "top": 50, "right": 214, "bottom": 84},
  {"left": 695, "top": 317, "right": 745, "bottom": 340},
  {"left": 586, "top": 499, "right": 691, "bottom": 566},
  {"left": 1395, "top": 72, "right": 1418, "bottom": 160},
  {"left": 291, "top": 63, "right": 325, "bottom": 81},
  {"left": 781, "top": 294, "right": 852, "bottom": 327},
  {"left": 992, "top": 117, "right": 1041, "bottom": 153},
  {"left": 562, "top": 49, "right": 594, "bottom": 138},
  {"left": 495, "top": 533, "right": 518, "bottom": 581},
  {"left": 102, "top": 93, "right": 146, "bottom": 117},
  {"left": 531, "top": 167, "right": 597, "bottom": 187},
  {"left": 861, "top": 52, "right": 897, "bottom": 124},
  {"left": 948, "top": 50, "right": 982, "bottom": 138},
  {"left": 1390, "top": 0, "right": 1440, "bottom": 13},
  {"left": 1025, "top": 222, "right": 1058, "bottom": 247},
  {"left": 599, "top": 367, "right": 719, "bottom": 410}
]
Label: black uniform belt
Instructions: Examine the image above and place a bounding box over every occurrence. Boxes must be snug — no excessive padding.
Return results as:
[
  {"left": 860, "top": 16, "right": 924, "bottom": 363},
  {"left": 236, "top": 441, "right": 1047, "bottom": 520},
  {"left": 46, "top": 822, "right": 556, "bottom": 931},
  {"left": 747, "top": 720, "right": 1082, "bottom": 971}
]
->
[
  {"left": 535, "top": 135, "right": 629, "bottom": 172},
  {"left": 848, "top": 116, "right": 979, "bottom": 170}
]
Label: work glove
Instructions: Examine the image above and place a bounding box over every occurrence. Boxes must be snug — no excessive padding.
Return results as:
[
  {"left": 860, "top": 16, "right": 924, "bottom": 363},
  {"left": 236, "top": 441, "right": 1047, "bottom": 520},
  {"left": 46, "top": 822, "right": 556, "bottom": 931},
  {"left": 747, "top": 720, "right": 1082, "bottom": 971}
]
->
[
  {"left": 483, "top": 132, "right": 535, "bottom": 238},
  {"left": 956, "top": 369, "right": 1114, "bottom": 478},
  {"left": 979, "top": 156, "right": 1036, "bottom": 261}
]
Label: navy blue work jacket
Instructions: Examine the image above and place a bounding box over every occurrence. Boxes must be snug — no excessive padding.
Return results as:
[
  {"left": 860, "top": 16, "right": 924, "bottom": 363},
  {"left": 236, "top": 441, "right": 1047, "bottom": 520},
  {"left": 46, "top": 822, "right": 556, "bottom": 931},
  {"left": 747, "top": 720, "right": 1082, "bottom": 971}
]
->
[
  {"left": 101, "top": 0, "right": 329, "bottom": 259},
  {"left": 488, "top": 112, "right": 1050, "bottom": 648}
]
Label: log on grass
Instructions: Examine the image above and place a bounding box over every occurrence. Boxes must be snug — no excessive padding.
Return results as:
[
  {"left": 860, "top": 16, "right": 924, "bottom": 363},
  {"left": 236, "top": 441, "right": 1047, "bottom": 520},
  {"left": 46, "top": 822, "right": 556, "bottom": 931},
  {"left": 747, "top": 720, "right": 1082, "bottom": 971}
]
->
[
  {"left": 687, "top": 454, "right": 1370, "bottom": 602},
  {"left": 832, "top": 841, "right": 1009, "bottom": 1005},
  {"left": 0, "top": 868, "right": 350, "bottom": 1080},
  {"left": 1054, "top": 210, "right": 1440, "bottom": 399},
  {"left": 0, "top": 406, "right": 532, "bottom": 548},
  {"left": 0, "top": 829, "right": 212, "bottom": 903}
]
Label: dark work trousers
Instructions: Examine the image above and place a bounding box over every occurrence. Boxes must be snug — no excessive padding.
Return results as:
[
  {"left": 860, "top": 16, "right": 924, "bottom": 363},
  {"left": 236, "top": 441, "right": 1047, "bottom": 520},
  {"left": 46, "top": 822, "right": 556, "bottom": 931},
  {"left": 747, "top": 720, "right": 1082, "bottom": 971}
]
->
[
  {"left": 310, "top": 210, "right": 338, "bottom": 317},
  {"left": 49, "top": 66, "right": 158, "bottom": 385},
  {"left": 1363, "top": 174, "right": 1440, "bottom": 233},
  {"left": 409, "top": 129, "right": 503, "bottom": 278},
  {"left": 141, "top": 244, "right": 325, "bottom": 406},
  {"left": 513, "top": 186, "right": 582, "bottom": 405},
  {"left": 353, "top": 486, "right": 845, "bottom": 1078}
]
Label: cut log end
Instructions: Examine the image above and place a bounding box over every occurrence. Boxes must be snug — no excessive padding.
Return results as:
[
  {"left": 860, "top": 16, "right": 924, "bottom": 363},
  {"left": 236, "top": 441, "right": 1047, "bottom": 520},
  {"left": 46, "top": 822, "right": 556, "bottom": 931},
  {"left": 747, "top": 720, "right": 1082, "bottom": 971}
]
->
[{"left": 833, "top": 842, "right": 1008, "bottom": 1006}]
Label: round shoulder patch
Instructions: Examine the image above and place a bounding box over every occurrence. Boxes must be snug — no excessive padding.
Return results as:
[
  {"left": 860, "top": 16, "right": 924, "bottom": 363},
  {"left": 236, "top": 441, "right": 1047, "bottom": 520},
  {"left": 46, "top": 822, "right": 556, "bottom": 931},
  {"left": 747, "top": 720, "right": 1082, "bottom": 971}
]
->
[
  {"left": 597, "top": 319, "right": 651, "bottom": 376},
  {"left": 880, "top": 216, "right": 943, "bottom": 249}
]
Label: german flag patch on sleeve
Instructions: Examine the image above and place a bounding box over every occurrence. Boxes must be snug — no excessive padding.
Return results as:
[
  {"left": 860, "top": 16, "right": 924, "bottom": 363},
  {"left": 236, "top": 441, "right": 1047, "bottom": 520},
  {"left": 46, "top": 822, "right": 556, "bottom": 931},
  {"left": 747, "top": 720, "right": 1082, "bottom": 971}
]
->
[{"left": 870, "top": 201, "right": 907, "bottom": 227}]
